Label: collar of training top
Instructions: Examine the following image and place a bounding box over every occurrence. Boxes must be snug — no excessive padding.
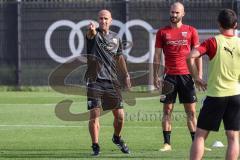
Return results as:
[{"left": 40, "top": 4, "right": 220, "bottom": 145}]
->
[{"left": 97, "top": 28, "right": 110, "bottom": 35}]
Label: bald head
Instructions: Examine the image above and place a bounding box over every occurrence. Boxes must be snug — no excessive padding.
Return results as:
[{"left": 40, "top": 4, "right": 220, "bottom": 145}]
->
[
  {"left": 171, "top": 2, "right": 184, "bottom": 13},
  {"left": 98, "top": 9, "right": 112, "bottom": 33},
  {"left": 98, "top": 9, "right": 112, "bottom": 19},
  {"left": 169, "top": 2, "right": 185, "bottom": 24}
]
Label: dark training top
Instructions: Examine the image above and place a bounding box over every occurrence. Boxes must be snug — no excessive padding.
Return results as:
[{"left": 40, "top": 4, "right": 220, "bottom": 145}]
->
[{"left": 85, "top": 28, "right": 123, "bottom": 82}]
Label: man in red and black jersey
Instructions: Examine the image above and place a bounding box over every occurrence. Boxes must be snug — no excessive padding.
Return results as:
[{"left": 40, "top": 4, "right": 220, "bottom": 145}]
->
[{"left": 153, "top": 2, "right": 202, "bottom": 151}]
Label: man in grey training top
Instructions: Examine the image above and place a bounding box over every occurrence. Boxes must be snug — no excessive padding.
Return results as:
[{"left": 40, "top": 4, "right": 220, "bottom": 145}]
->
[{"left": 85, "top": 9, "right": 131, "bottom": 156}]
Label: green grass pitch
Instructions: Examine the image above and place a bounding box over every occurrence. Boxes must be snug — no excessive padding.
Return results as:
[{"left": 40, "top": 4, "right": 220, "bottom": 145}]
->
[{"left": 0, "top": 90, "right": 227, "bottom": 159}]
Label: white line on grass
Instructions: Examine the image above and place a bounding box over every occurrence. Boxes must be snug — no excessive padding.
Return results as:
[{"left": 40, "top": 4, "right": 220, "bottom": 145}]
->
[
  {"left": 0, "top": 96, "right": 160, "bottom": 106},
  {"left": 0, "top": 104, "right": 59, "bottom": 106},
  {"left": 0, "top": 98, "right": 160, "bottom": 106},
  {"left": 0, "top": 124, "right": 186, "bottom": 129}
]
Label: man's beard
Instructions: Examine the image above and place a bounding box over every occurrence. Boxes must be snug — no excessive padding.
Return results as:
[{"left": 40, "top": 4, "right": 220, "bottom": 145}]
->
[{"left": 170, "top": 16, "right": 181, "bottom": 23}]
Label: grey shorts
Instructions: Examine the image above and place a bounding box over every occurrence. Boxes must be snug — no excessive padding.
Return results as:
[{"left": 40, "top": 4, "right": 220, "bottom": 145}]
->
[{"left": 87, "top": 78, "right": 123, "bottom": 111}]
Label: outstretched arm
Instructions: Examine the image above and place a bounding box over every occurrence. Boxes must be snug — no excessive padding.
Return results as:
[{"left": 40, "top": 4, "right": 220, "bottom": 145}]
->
[{"left": 86, "top": 22, "right": 97, "bottom": 39}]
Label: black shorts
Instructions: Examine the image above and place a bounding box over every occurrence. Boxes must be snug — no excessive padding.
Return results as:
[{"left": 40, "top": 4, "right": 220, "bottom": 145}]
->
[
  {"left": 197, "top": 94, "right": 240, "bottom": 131},
  {"left": 87, "top": 78, "right": 123, "bottom": 111},
  {"left": 160, "top": 74, "right": 197, "bottom": 104}
]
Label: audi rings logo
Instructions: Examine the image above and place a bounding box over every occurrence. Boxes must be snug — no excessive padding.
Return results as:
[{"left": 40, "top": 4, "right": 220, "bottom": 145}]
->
[{"left": 45, "top": 19, "right": 153, "bottom": 63}]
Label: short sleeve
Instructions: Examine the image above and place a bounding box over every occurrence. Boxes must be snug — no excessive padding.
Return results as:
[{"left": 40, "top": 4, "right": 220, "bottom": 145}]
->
[
  {"left": 196, "top": 37, "right": 217, "bottom": 60},
  {"left": 86, "top": 35, "right": 95, "bottom": 54},
  {"left": 116, "top": 38, "right": 123, "bottom": 56}
]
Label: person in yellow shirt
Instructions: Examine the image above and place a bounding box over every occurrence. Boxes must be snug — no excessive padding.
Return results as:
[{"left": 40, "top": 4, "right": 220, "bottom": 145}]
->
[{"left": 187, "top": 9, "right": 240, "bottom": 160}]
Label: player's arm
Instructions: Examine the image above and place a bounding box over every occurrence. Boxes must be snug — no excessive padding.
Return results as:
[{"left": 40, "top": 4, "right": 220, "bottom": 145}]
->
[
  {"left": 195, "top": 55, "right": 203, "bottom": 79},
  {"left": 117, "top": 55, "right": 131, "bottom": 89},
  {"left": 153, "top": 47, "right": 162, "bottom": 89},
  {"left": 192, "top": 28, "right": 203, "bottom": 79},
  {"left": 187, "top": 49, "right": 207, "bottom": 91},
  {"left": 86, "top": 22, "right": 97, "bottom": 39},
  {"left": 116, "top": 38, "right": 131, "bottom": 89}
]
